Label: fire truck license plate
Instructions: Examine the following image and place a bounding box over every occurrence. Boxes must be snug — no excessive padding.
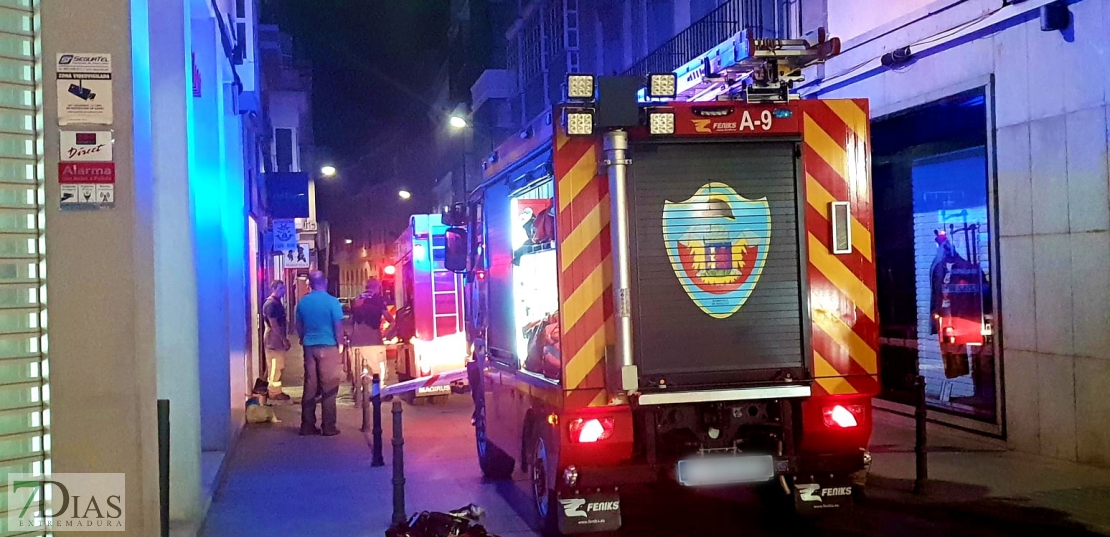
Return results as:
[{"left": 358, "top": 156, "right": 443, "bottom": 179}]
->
[
  {"left": 417, "top": 385, "right": 450, "bottom": 396},
  {"left": 677, "top": 455, "right": 775, "bottom": 486}
]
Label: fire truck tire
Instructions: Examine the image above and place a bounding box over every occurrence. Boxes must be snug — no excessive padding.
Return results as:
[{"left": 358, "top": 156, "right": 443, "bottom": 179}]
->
[
  {"left": 475, "top": 402, "right": 514, "bottom": 480},
  {"left": 530, "top": 433, "right": 560, "bottom": 537}
]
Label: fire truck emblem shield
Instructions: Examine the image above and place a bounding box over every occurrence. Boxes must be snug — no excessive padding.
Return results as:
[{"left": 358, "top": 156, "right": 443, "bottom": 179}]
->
[{"left": 662, "top": 182, "right": 770, "bottom": 319}]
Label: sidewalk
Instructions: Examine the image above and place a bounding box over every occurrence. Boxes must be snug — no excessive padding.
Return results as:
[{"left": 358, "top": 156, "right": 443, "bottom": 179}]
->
[
  {"left": 866, "top": 409, "right": 1110, "bottom": 534},
  {"left": 200, "top": 334, "right": 536, "bottom": 537}
]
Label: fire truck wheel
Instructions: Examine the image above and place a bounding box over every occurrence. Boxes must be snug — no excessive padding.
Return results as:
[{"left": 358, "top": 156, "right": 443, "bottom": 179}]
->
[
  {"left": 475, "top": 401, "right": 514, "bottom": 480},
  {"left": 530, "top": 433, "right": 560, "bottom": 536}
]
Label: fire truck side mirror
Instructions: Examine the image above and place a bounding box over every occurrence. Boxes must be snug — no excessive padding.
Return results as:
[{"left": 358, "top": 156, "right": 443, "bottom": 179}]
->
[{"left": 444, "top": 226, "right": 468, "bottom": 273}]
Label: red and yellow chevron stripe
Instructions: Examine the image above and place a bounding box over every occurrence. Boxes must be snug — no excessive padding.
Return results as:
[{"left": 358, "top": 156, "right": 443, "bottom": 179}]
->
[
  {"left": 801, "top": 99, "right": 880, "bottom": 397},
  {"left": 553, "top": 131, "right": 614, "bottom": 410}
]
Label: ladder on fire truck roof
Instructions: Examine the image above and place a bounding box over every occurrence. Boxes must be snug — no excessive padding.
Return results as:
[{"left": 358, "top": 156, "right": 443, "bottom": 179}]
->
[{"left": 673, "top": 28, "right": 840, "bottom": 103}]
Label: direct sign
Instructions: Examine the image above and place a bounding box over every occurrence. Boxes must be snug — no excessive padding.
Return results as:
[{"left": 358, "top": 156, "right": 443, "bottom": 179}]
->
[
  {"left": 58, "top": 162, "right": 115, "bottom": 184},
  {"left": 60, "top": 131, "right": 113, "bottom": 162}
]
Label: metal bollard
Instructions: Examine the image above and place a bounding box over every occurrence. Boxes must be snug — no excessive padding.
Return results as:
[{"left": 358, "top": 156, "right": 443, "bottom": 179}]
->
[
  {"left": 361, "top": 374, "right": 371, "bottom": 432},
  {"left": 353, "top": 351, "right": 363, "bottom": 409},
  {"left": 391, "top": 400, "right": 407, "bottom": 526},
  {"left": 914, "top": 374, "right": 928, "bottom": 493},
  {"left": 158, "top": 399, "right": 170, "bottom": 537},
  {"left": 371, "top": 374, "right": 385, "bottom": 467}
]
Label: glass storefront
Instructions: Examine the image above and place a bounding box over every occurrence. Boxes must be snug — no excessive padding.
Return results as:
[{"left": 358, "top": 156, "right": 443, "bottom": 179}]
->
[{"left": 873, "top": 87, "right": 1000, "bottom": 424}]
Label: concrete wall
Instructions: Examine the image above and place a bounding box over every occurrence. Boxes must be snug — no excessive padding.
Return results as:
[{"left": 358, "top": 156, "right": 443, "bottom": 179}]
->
[
  {"left": 44, "top": 0, "right": 255, "bottom": 534},
  {"left": 826, "top": 0, "right": 942, "bottom": 42},
  {"left": 808, "top": 0, "right": 1110, "bottom": 466},
  {"left": 42, "top": 1, "right": 172, "bottom": 535}
]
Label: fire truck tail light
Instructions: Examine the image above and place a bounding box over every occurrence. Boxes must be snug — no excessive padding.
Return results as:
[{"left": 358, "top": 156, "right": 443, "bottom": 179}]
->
[
  {"left": 823, "top": 405, "right": 863, "bottom": 428},
  {"left": 648, "top": 111, "right": 675, "bottom": 135},
  {"left": 568, "top": 417, "right": 615, "bottom": 443}
]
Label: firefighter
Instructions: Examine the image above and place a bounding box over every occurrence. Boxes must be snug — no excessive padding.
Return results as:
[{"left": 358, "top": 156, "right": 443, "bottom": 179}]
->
[{"left": 349, "top": 278, "right": 394, "bottom": 379}]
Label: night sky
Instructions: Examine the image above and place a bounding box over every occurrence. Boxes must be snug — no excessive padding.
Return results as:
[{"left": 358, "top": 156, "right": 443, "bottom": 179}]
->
[{"left": 265, "top": 1, "right": 450, "bottom": 237}]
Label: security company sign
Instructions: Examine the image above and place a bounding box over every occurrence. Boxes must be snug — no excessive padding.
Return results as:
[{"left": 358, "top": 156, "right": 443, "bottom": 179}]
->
[
  {"left": 557, "top": 493, "right": 621, "bottom": 534},
  {"left": 59, "top": 131, "right": 114, "bottom": 209},
  {"left": 61, "top": 131, "right": 113, "bottom": 161},
  {"left": 56, "top": 53, "right": 113, "bottom": 125}
]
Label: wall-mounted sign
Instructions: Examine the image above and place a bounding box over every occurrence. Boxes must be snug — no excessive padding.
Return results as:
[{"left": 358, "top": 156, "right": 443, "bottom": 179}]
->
[
  {"left": 60, "top": 131, "right": 113, "bottom": 162},
  {"left": 272, "top": 219, "right": 298, "bottom": 252},
  {"left": 59, "top": 162, "right": 115, "bottom": 208},
  {"left": 56, "top": 53, "right": 113, "bottom": 125},
  {"left": 264, "top": 172, "right": 310, "bottom": 218},
  {"left": 283, "top": 241, "right": 313, "bottom": 269},
  {"left": 59, "top": 130, "right": 114, "bottom": 209}
]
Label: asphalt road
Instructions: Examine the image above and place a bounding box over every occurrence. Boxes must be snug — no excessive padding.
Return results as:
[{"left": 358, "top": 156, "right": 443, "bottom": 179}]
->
[{"left": 425, "top": 398, "right": 1106, "bottom": 537}]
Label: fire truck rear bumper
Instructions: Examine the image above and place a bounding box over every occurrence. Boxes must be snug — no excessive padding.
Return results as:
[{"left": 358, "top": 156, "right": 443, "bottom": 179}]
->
[{"left": 571, "top": 450, "right": 869, "bottom": 489}]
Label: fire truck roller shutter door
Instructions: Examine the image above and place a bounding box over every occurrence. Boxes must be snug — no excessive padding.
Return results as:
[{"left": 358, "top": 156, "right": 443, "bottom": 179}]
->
[{"left": 626, "top": 141, "right": 807, "bottom": 389}]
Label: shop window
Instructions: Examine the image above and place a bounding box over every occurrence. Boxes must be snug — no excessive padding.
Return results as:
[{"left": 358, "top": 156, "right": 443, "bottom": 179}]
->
[{"left": 873, "top": 87, "right": 998, "bottom": 423}]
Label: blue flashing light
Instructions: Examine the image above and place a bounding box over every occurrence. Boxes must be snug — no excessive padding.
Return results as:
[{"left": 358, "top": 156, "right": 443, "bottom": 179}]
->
[{"left": 773, "top": 109, "right": 793, "bottom": 119}]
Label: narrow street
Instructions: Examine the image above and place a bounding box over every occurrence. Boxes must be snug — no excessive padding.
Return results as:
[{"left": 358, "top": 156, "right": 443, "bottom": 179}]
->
[{"left": 200, "top": 359, "right": 1110, "bottom": 537}]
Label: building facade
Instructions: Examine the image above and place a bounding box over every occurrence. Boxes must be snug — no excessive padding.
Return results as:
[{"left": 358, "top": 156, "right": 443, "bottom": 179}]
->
[
  {"left": 0, "top": 1, "right": 316, "bottom": 536},
  {"left": 797, "top": 0, "right": 1110, "bottom": 466}
]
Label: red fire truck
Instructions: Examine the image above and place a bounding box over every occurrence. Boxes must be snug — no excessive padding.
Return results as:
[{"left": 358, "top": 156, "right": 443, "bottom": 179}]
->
[
  {"left": 392, "top": 213, "right": 469, "bottom": 402},
  {"left": 446, "top": 31, "right": 878, "bottom": 534}
]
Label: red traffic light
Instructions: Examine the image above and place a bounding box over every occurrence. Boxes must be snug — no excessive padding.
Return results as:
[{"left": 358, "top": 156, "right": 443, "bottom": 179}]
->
[{"left": 383, "top": 265, "right": 396, "bottom": 276}]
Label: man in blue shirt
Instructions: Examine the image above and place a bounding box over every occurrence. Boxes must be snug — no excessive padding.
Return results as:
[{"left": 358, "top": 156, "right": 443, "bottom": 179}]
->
[{"left": 295, "top": 271, "right": 345, "bottom": 436}]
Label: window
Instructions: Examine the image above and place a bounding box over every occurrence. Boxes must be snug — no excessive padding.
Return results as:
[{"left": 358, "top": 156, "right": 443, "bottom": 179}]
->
[
  {"left": 274, "top": 128, "right": 293, "bottom": 172},
  {"left": 510, "top": 182, "right": 560, "bottom": 381},
  {"left": 873, "top": 87, "right": 998, "bottom": 422}
]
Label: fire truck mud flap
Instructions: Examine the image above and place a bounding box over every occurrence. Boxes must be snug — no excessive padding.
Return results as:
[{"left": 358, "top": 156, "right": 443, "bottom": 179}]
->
[
  {"left": 792, "top": 479, "right": 854, "bottom": 514},
  {"left": 556, "top": 492, "right": 622, "bottom": 534}
]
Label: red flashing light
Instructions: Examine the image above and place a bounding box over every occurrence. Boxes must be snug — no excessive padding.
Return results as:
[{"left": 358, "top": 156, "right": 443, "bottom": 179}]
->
[
  {"left": 568, "top": 417, "right": 614, "bottom": 443},
  {"left": 383, "top": 265, "right": 396, "bottom": 276},
  {"left": 476, "top": 270, "right": 486, "bottom": 280},
  {"left": 823, "top": 405, "right": 862, "bottom": 428}
]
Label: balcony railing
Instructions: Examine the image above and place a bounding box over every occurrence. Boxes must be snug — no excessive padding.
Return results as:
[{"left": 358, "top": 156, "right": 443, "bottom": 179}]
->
[{"left": 624, "top": 0, "right": 782, "bottom": 76}]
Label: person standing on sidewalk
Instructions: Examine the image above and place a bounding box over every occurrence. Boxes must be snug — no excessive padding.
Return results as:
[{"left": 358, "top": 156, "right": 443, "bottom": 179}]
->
[
  {"left": 349, "top": 278, "right": 394, "bottom": 379},
  {"left": 295, "top": 270, "right": 345, "bottom": 436},
  {"left": 262, "top": 280, "right": 293, "bottom": 401}
]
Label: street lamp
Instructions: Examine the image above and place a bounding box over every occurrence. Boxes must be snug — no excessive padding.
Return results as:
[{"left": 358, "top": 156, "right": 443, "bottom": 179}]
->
[
  {"left": 320, "top": 165, "right": 337, "bottom": 177},
  {"left": 398, "top": 190, "right": 412, "bottom": 200},
  {"left": 344, "top": 238, "right": 353, "bottom": 244},
  {"left": 449, "top": 115, "right": 468, "bottom": 129}
]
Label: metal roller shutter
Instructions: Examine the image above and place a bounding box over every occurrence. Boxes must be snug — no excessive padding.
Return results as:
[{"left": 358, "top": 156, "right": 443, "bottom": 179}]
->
[
  {"left": 0, "top": 1, "right": 47, "bottom": 535},
  {"left": 627, "top": 141, "right": 807, "bottom": 390}
]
